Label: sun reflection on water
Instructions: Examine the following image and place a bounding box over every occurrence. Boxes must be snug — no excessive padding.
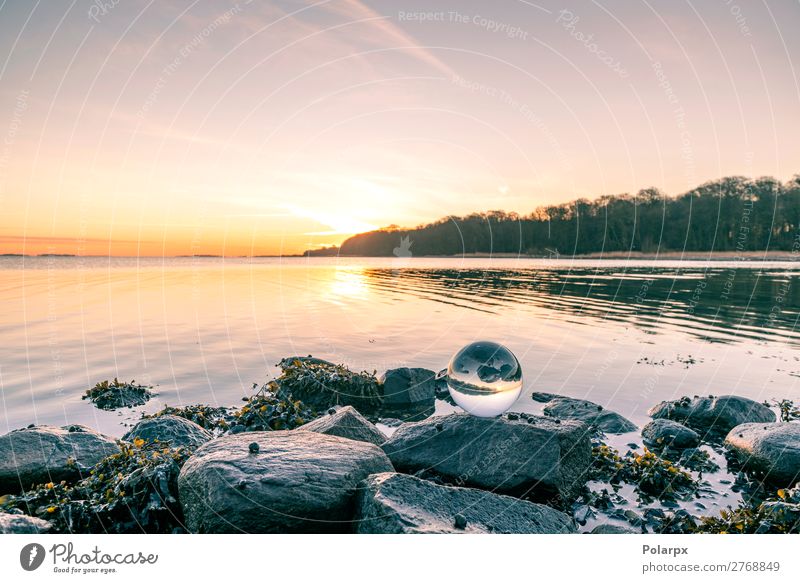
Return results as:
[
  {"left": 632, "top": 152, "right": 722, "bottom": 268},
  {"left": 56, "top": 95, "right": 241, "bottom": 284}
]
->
[{"left": 326, "top": 268, "right": 369, "bottom": 302}]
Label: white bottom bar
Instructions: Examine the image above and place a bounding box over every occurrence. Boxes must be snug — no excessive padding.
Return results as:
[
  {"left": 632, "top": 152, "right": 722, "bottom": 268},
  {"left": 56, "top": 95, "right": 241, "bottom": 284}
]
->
[{"left": 1, "top": 534, "right": 798, "bottom": 582}]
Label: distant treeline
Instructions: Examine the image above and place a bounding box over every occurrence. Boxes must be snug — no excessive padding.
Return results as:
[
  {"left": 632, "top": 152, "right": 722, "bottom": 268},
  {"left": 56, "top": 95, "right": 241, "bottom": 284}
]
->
[{"left": 311, "top": 175, "right": 800, "bottom": 257}]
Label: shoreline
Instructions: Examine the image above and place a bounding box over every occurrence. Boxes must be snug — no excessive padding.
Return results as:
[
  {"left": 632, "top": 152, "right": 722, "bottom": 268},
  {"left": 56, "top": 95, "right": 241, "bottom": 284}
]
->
[
  {"left": 400, "top": 250, "right": 800, "bottom": 260},
  {"left": 2, "top": 250, "right": 799, "bottom": 261}
]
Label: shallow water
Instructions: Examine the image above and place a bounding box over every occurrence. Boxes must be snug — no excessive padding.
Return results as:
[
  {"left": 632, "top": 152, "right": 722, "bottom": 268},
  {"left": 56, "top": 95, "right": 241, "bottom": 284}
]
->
[{"left": 1, "top": 256, "right": 798, "bottom": 440}]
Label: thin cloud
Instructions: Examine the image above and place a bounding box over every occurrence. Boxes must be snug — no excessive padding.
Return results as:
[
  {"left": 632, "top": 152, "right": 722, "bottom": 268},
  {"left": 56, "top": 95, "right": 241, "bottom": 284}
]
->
[{"left": 314, "top": 0, "right": 457, "bottom": 77}]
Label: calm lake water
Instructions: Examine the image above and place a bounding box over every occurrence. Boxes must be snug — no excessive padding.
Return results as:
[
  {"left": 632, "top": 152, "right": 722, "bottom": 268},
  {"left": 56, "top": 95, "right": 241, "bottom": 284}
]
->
[{"left": 1, "top": 256, "right": 799, "bottom": 439}]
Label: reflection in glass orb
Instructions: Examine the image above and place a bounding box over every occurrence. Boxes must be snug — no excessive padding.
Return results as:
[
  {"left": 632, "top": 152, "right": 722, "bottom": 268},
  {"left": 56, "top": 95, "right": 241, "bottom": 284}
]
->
[{"left": 445, "top": 341, "right": 523, "bottom": 417}]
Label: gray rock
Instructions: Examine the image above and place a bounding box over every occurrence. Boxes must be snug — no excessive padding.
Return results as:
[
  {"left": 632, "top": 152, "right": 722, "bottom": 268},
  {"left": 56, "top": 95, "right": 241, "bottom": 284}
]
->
[
  {"left": 355, "top": 472, "right": 576, "bottom": 534},
  {"left": 122, "top": 415, "right": 212, "bottom": 449},
  {"left": 0, "top": 425, "right": 118, "bottom": 494},
  {"left": 178, "top": 430, "right": 393, "bottom": 533},
  {"left": 724, "top": 423, "right": 800, "bottom": 486},
  {"left": 381, "top": 413, "right": 591, "bottom": 503},
  {"left": 531, "top": 392, "right": 561, "bottom": 403},
  {"left": 0, "top": 512, "right": 52, "bottom": 534},
  {"left": 379, "top": 367, "right": 436, "bottom": 417},
  {"left": 298, "top": 406, "right": 386, "bottom": 446},
  {"left": 574, "top": 504, "right": 593, "bottom": 525},
  {"left": 454, "top": 513, "right": 468, "bottom": 529},
  {"left": 543, "top": 396, "right": 637, "bottom": 434},
  {"left": 642, "top": 419, "right": 700, "bottom": 449},
  {"left": 590, "top": 522, "right": 639, "bottom": 534},
  {"left": 649, "top": 395, "right": 775, "bottom": 437},
  {"left": 623, "top": 509, "right": 643, "bottom": 526}
]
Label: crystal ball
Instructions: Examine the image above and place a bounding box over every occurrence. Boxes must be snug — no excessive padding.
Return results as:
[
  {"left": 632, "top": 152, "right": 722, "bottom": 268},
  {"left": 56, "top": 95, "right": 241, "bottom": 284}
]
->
[{"left": 445, "top": 341, "right": 523, "bottom": 417}]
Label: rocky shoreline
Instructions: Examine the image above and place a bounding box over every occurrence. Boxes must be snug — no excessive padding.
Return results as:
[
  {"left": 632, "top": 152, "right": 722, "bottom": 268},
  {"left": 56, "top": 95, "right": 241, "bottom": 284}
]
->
[{"left": 1, "top": 357, "right": 798, "bottom": 534}]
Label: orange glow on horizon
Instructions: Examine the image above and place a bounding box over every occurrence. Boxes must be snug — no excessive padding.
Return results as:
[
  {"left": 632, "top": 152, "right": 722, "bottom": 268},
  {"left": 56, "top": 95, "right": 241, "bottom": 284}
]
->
[{"left": 0, "top": 234, "right": 349, "bottom": 257}]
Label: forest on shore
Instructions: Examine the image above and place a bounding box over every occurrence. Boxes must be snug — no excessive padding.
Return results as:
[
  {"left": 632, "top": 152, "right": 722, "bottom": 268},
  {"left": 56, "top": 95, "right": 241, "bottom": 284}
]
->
[{"left": 307, "top": 175, "right": 800, "bottom": 257}]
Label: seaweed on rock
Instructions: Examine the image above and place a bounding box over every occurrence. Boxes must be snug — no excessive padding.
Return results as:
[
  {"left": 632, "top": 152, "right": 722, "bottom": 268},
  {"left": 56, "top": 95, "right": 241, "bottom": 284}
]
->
[
  {"left": 83, "top": 378, "right": 153, "bottom": 410},
  {"left": 589, "top": 442, "right": 698, "bottom": 500},
  {"left": 652, "top": 485, "right": 800, "bottom": 534},
  {"left": 229, "top": 386, "right": 313, "bottom": 432},
  {"left": 273, "top": 357, "right": 383, "bottom": 411},
  {"left": 0, "top": 440, "right": 190, "bottom": 533},
  {"left": 696, "top": 486, "right": 800, "bottom": 534},
  {"left": 143, "top": 384, "right": 315, "bottom": 435},
  {"left": 765, "top": 398, "right": 800, "bottom": 422},
  {"left": 674, "top": 448, "right": 720, "bottom": 474},
  {"left": 144, "top": 404, "right": 230, "bottom": 433},
  {"left": 647, "top": 444, "right": 721, "bottom": 475}
]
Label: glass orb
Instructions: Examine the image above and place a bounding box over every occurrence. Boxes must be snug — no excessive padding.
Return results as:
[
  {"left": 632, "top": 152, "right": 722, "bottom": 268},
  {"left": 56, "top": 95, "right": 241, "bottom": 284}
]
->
[{"left": 445, "top": 341, "right": 523, "bottom": 417}]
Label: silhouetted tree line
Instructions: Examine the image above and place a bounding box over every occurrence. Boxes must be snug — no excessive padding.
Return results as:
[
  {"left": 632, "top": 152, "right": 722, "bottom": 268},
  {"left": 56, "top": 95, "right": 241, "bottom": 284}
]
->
[{"left": 323, "top": 175, "right": 800, "bottom": 257}]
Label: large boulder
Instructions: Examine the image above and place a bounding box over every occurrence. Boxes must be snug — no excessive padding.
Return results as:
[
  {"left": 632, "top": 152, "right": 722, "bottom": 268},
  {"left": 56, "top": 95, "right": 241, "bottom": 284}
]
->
[
  {"left": 355, "top": 472, "right": 576, "bottom": 533},
  {"left": 724, "top": 423, "right": 800, "bottom": 486},
  {"left": 542, "top": 396, "right": 636, "bottom": 434},
  {"left": 123, "top": 415, "right": 212, "bottom": 449},
  {"left": 0, "top": 425, "right": 118, "bottom": 494},
  {"left": 642, "top": 419, "right": 700, "bottom": 449},
  {"left": 379, "top": 368, "right": 436, "bottom": 419},
  {"left": 178, "top": 431, "right": 393, "bottom": 533},
  {"left": 381, "top": 413, "right": 591, "bottom": 503},
  {"left": 648, "top": 395, "right": 775, "bottom": 437},
  {"left": 297, "top": 406, "right": 386, "bottom": 446},
  {"left": 0, "top": 512, "right": 52, "bottom": 534}
]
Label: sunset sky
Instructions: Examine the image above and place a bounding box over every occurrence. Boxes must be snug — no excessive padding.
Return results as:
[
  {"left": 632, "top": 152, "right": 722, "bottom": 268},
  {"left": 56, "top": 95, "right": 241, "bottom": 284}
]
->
[{"left": 0, "top": 0, "right": 798, "bottom": 256}]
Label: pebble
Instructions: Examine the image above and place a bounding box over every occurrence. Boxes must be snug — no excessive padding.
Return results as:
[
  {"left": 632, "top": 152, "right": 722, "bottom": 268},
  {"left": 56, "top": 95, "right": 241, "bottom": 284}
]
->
[
  {"left": 454, "top": 513, "right": 468, "bottom": 530},
  {"left": 624, "top": 510, "right": 643, "bottom": 526},
  {"left": 574, "top": 505, "right": 592, "bottom": 524}
]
